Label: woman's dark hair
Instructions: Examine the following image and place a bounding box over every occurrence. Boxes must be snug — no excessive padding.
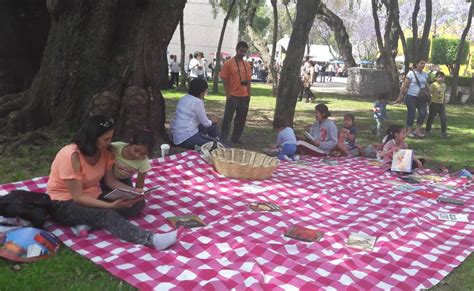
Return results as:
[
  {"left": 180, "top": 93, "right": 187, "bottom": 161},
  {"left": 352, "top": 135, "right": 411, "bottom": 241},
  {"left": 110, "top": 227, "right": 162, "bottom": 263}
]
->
[
  {"left": 188, "top": 78, "right": 208, "bottom": 97},
  {"left": 272, "top": 118, "right": 286, "bottom": 129},
  {"left": 416, "top": 59, "right": 426, "bottom": 65},
  {"left": 72, "top": 115, "right": 114, "bottom": 156},
  {"left": 315, "top": 103, "right": 331, "bottom": 118},
  {"left": 384, "top": 124, "right": 404, "bottom": 145},
  {"left": 131, "top": 129, "right": 155, "bottom": 153}
]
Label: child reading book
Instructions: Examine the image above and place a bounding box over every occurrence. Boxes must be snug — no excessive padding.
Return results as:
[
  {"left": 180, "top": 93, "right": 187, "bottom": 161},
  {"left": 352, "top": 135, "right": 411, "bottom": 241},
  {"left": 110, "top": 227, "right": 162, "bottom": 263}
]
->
[
  {"left": 297, "top": 104, "right": 338, "bottom": 156},
  {"left": 380, "top": 125, "right": 424, "bottom": 171},
  {"left": 334, "top": 113, "right": 360, "bottom": 157},
  {"left": 271, "top": 118, "right": 299, "bottom": 161},
  {"left": 105, "top": 129, "right": 155, "bottom": 191}
]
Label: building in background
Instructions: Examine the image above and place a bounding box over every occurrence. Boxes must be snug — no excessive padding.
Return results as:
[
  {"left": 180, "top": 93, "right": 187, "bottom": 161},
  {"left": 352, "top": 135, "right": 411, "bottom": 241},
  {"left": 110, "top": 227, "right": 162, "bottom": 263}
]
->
[{"left": 167, "top": 0, "right": 239, "bottom": 63}]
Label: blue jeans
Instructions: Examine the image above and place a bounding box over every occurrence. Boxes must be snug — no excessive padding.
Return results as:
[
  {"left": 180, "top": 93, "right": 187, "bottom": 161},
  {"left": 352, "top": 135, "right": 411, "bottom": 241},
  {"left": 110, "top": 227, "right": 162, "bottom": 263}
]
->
[
  {"left": 178, "top": 123, "right": 221, "bottom": 150},
  {"left": 278, "top": 144, "right": 297, "bottom": 160},
  {"left": 405, "top": 94, "right": 427, "bottom": 128}
]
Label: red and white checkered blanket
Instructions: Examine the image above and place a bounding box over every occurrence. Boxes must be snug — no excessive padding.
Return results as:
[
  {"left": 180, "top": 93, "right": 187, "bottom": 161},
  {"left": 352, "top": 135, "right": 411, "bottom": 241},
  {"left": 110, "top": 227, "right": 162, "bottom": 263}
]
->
[{"left": 1, "top": 151, "right": 473, "bottom": 290}]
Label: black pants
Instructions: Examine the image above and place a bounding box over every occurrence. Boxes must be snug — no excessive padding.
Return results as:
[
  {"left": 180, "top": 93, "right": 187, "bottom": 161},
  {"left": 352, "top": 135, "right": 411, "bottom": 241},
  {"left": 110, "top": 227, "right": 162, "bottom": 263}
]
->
[
  {"left": 170, "top": 72, "right": 179, "bottom": 88},
  {"left": 221, "top": 96, "right": 250, "bottom": 142},
  {"left": 51, "top": 193, "right": 151, "bottom": 246},
  {"left": 426, "top": 102, "right": 447, "bottom": 133}
]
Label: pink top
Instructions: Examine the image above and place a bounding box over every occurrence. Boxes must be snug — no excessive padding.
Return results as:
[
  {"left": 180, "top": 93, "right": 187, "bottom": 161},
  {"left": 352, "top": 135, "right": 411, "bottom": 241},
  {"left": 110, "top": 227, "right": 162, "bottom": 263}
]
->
[
  {"left": 47, "top": 144, "right": 115, "bottom": 201},
  {"left": 382, "top": 139, "right": 408, "bottom": 169}
]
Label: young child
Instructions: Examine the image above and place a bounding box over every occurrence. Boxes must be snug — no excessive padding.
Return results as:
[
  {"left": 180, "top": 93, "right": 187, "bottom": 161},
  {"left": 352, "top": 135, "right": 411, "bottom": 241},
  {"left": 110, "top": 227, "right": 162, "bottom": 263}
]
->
[
  {"left": 380, "top": 125, "right": 423, "bottom": 171},
  {"left": 372, "top": 94, "right": 388, "bottom": 136},
  {"left": 110, "top": 129, "right": 155, "bottom": 189},
  {"left": 272, "top": 118, "right": 299, "bottom": 161},
  {"left": 426, "top": 71, "right": 449, "bottom": 139},
  {"left": 334, "top": 113, "right": 360, "bottom": 157}
]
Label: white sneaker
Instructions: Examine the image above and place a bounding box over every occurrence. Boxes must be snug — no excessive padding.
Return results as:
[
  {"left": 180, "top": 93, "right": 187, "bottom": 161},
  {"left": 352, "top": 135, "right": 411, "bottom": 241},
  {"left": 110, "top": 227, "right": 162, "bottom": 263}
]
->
[
  {"left": 292, "top": 155, "right": 300, "bottom": 161},
  {"left": 283, "top": 155, "right": 292, "bottom": 161}
]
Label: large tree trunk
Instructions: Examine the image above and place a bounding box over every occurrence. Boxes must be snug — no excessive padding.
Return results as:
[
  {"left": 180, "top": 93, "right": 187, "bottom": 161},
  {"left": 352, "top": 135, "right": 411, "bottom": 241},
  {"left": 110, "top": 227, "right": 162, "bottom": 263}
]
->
[
  {"left": 450, "top": 0, "right": 473, "bottom": 104},
  {"left": 316, "top": 2, "right": 357, "bottom": 68},
  {"left": 411, "top": 0, "right": 432, "bottom": 64},
  {"left": 243, "top": 0, "right": 273, "bottom": 85},
  {"left": 273, "top": 0, "right": 320, "bottom": 126},
  {"left": 0, "top": 0, "right": 50, "bottom": 97},
  {"left": 2, "top": 0, "right": 186, "bottom": 143},
  {"left": 212, "top": 0, "right": 236, "bottom": 94},
  {"left": 179, "top": 15, "right": 187, "bottom": 91},
  {"left": 270, "top": 0, "right": 279, "bottom": 95}
]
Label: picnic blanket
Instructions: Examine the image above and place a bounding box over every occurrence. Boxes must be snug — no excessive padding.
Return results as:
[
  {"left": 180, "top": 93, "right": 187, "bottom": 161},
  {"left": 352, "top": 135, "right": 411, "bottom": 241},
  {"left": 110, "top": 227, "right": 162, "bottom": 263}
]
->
[{"left": 1, "top": 151, "right": 473, "bottom": 290}]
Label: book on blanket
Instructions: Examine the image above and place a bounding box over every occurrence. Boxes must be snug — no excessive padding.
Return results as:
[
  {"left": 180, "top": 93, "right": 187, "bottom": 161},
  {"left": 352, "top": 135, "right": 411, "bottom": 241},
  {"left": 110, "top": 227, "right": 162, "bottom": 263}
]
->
[
  {"left": 248, "top": 202, "right": 281, "bottom": 212},
  {"left": 167, "top": 215, "right": 206, "bottom": 229},
  {"left": 296, "top": 140, "right": 325, "bottom": 155},
  {"left": 391, "top": 149, "right": 413, "bottom": 173},
  {"left": 346, "top": 233, "right": 377, "bottom": 251},
  {"left": 284, "top": 225, "right": 323, "bottom": 242},
  {"left": 436, "top": 212, "right": 469, "bottom": 222},
  {"left": 103, "top": 185, "right": 161, "bottom": 200}
]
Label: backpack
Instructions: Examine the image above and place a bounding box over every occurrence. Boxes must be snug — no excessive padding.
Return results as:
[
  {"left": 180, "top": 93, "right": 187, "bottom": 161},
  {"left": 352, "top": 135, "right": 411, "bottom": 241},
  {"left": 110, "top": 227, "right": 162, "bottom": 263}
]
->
[{"left": 0, "top": 190, "right": 53, "bottom": 228}]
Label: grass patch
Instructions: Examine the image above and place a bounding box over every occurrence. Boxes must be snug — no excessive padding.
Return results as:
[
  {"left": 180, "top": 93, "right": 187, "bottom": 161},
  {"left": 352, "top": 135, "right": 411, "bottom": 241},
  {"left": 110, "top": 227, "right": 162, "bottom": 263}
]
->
[{"left": 0, "top": 83, "right": 473, "bottom": 289}]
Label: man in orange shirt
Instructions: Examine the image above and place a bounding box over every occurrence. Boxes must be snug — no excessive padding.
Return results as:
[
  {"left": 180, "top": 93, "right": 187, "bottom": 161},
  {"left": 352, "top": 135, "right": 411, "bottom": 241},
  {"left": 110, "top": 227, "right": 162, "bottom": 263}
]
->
[{"left": 220, "top": 41, "right": 252, "bottom": 144}]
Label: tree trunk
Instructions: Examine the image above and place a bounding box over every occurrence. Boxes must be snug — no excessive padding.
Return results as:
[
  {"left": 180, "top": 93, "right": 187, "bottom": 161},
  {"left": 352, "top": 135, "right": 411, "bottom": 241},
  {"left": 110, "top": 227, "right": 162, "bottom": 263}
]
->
[
  {"left": 179, "top": 15, "right": 187, "bottom": 90},
  {"left": 270, "top": 0, "right": 278, "bottom": 95},
  {"left": 450, "top": 0, "right": 473, "bottom": 104},
  {"left": 0, "top": 0, "right": 50, "bottom": 97},
  {"left": 411, "top": 0, "right": 421, "bottom": 64},
  {"left": 212, "top": 0, "right": 236, "bottom": 94},
  {"left": 243, "top": 0, "right": 273, "bottom": 85},
  {"left": 274, "top": 0, "right": 320, "bottom": 126},
  {"left": 1, "top": 0, "right": 186, "bottom": 144},
  {"left": 316, "top": 2, "right": 357, "bottom": 68},
  {"left": 418, "top": 0, "right": 432, "bottom": 61}
]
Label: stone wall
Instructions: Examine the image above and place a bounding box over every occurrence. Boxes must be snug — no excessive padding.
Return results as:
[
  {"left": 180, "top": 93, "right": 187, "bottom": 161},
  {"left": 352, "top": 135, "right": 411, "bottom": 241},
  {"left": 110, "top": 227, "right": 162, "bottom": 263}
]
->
[{"left": 347, "top": 67, "right": 392, "bottom": 97}]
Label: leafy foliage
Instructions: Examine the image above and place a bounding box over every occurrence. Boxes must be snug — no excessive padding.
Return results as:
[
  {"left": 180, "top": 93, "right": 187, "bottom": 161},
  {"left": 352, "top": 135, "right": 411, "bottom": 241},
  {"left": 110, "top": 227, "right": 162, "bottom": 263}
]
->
[
  {"left": 431, "top": 38, "right": 469, "bottom": 73},
  {"left": 406, "top": 37, "right": 431, "bottom": 61}
]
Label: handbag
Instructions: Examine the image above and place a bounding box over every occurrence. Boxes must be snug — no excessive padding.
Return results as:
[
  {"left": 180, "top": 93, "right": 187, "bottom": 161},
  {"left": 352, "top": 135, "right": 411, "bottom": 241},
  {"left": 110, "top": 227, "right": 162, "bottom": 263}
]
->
[{"left": 412, "top": 70, "right": 431, "bottom": 102}]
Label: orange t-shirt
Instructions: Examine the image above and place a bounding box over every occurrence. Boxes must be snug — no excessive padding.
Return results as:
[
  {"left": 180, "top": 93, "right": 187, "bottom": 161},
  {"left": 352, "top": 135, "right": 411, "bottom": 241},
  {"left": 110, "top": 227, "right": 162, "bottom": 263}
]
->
[
  {"left": 47, "top": 144, "right": 115, "bottom": 201},
  {"left": 220, "top": 56, "right": 252, "bottom": 97}
]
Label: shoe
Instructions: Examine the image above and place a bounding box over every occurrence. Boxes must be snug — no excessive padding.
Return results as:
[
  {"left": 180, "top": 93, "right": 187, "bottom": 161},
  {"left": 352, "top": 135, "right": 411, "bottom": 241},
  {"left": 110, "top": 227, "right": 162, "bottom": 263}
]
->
[
  {"left": 283, "top": 155, "right": 292, "bottom": 161},
  {"left": 413, "top": 131, "right": 425, "bottom": 138},
  {"left": 292, "top": 155, "right": 300, "bottom": 161},
  {"left": 441, "top": 133, "right": 450, "bottom": 139},
  {"left": 407, "top": 132, "right": 415, "bottom": 138}
]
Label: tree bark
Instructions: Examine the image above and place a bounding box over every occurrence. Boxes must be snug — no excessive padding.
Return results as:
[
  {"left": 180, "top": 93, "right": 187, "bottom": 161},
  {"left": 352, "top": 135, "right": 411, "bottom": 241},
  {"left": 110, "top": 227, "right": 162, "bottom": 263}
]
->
[
  {"left": 242, "top": 0, "right": 273, "bottom": 85},
  {"left": 212, "top": 0, "right": 236, "bottom": 94},
  {"left": 179, "top": 15, "right": 187, "bottom": 90},
  {"left": 411, "top": 0, "right": 421, "bottom": 64},
  {"left": 450, "top": 0, "right": 473, "bottom": 104},
  {"left": 274, "top": 0, "right": 320, "bottom": 126},
  {"left": 0, "top": 0, "right": 50, "bottom": 97},
  {"left": 270, "top": 0, "right": 278, "bottom": 95},
  {"left": 1, "top": 0, "right": 186, "bottom": 143},
  {"left": 316, "top": 2, "right": 357, "bottom": 68}
]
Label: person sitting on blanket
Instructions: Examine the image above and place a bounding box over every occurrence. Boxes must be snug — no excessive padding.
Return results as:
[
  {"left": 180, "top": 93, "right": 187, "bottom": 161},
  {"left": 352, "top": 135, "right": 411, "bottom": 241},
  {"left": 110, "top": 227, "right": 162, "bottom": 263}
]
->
[
  {"left": 46, "top": 115, "right": 179, "bottom": 250},
  {"left": 333, "top": 113, "right": 362, "bottom": 157},
  {"left": 271, "top": 117, "right": 299, "bottom": 161},
  {"left": 100, "top": 129, "right": 154, "bottom": 193},
  {"left": 297, "top": 103, "right": 338, "bottom": 156},
  {"left": 170, "top": 78, "right": 222, "bottom": 149},
  {"left": 380, "top": 124, "right": 424, "bottom": 171}
]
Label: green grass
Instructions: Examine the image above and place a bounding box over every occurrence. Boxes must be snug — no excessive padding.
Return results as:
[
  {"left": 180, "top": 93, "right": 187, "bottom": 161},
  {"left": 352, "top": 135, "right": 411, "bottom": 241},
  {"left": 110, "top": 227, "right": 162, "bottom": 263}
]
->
[{"left": 0, "top": 83, "right": 473, "bottom": 289}]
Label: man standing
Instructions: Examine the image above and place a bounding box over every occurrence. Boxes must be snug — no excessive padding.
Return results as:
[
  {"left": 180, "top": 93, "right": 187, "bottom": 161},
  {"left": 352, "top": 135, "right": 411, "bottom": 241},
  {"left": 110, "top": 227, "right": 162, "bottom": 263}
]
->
[{"left": 220, "top": 41, "right": 252, "bottom": 145}]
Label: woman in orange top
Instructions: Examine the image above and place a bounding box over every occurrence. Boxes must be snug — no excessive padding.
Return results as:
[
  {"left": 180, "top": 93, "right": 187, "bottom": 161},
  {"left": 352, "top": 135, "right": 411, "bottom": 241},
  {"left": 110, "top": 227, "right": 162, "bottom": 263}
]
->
[{"left": 47, "top": 116, "right": 178, "bottom": 250}]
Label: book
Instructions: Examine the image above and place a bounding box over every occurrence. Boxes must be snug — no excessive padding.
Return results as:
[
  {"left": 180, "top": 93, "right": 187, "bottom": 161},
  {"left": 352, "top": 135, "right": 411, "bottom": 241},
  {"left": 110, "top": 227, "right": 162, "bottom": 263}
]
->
[
  {"left": 304, "top": 131, "right": 315, "bottom": 141},
  {"left": 167, "top": 215, "right": 206, "bottom": 229},
  {"left": 399, "top": 176, "right": 421, "bottom": 184},
  {"left": 103, "top": 185, "right": 161, "bottom": 200},
  {"left": 437, "top": 196, "right": 464, "bottom": 205},
  {"left": 284, "top": 225, "right": 323, "bottom": 242},
  {"left": 296, "top": 140, "right": 326, "bottom": 155},
  {"left": 346, "top": 233, "right": 377, "bottom": 251},
  {"left": 413, "top": 190, "right": 439, "bottom": 199},
  {"left": 248, "top": 202, "right": 281, "bottom": 212},
  {"left": 437, "top": 212, "right": 469, "bottom": 222},
  {"left": 391, "top": 149, "right": 413, "bottom": 173}
]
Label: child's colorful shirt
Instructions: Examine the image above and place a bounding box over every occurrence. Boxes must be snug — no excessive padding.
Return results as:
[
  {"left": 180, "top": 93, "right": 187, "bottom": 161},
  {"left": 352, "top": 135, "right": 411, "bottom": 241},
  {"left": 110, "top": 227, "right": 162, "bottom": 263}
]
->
[
  {"left": 429, "top": 82, "right": 446, "bottom": 104},
  {"left": 373, "top": 100, "right": 387, "bottom": 119}
]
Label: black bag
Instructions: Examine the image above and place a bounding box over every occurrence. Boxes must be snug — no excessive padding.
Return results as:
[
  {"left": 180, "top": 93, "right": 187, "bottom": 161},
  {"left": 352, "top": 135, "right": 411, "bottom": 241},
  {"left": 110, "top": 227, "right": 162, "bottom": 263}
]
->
[
  {"left": 0, "top": 190, "right": 52, "bottom": 228},
  {"left": 412, "top": 70, "right": 431, "bottom": 102}
]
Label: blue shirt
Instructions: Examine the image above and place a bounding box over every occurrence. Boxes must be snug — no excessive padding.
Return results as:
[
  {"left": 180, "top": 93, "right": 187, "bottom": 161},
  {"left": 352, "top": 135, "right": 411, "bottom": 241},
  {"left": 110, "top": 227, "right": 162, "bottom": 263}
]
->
[
  {"left": 345, "top": 126, "right": 357, "bottom": 149},
  {"left": 276, "top": 127, "right": 297, "bottom": 146},
  {"left": 373, "top": 100, "right": 387, "bottom": 119},
  {"left": 406, "top": 70, "right": 429, "bottom": 97}
]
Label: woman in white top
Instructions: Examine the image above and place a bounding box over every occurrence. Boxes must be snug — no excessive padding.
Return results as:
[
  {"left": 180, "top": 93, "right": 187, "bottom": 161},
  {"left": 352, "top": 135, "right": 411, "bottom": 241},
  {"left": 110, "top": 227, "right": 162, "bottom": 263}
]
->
[{"left": 170, "top": 78, "right": 221, "bottom": 149}]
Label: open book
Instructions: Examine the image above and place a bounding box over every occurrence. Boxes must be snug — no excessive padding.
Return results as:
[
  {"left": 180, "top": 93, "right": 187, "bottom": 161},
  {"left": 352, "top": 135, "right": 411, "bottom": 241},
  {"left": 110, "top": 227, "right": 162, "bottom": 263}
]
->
[
  {"left": 304, "top": 131, "right": 315, "bottom": 141},
  {"left": 296, "top": 140, "right": 325, "bottom": 155},
  {"left": 391, "top": 149, "right": 413, "bottom": 173},
  {"left": 103, "top": 185, "right": 161, "bottom": 200}
]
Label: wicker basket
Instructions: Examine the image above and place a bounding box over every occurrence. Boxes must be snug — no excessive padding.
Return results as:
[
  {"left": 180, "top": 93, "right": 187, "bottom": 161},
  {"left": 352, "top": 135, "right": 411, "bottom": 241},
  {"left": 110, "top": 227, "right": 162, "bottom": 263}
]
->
[{"left": 211, "top": 148, "right": 279, "bottom": 180}]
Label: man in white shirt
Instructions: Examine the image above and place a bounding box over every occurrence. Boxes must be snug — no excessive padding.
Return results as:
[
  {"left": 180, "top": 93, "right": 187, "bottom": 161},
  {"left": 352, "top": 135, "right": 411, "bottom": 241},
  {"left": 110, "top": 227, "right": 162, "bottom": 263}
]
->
[
  {"left": 169, "top": 54, "right": 180, "bottom": 89},
  {"left": 188, "top": 52, "right": 202, "bottom": 81}
]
